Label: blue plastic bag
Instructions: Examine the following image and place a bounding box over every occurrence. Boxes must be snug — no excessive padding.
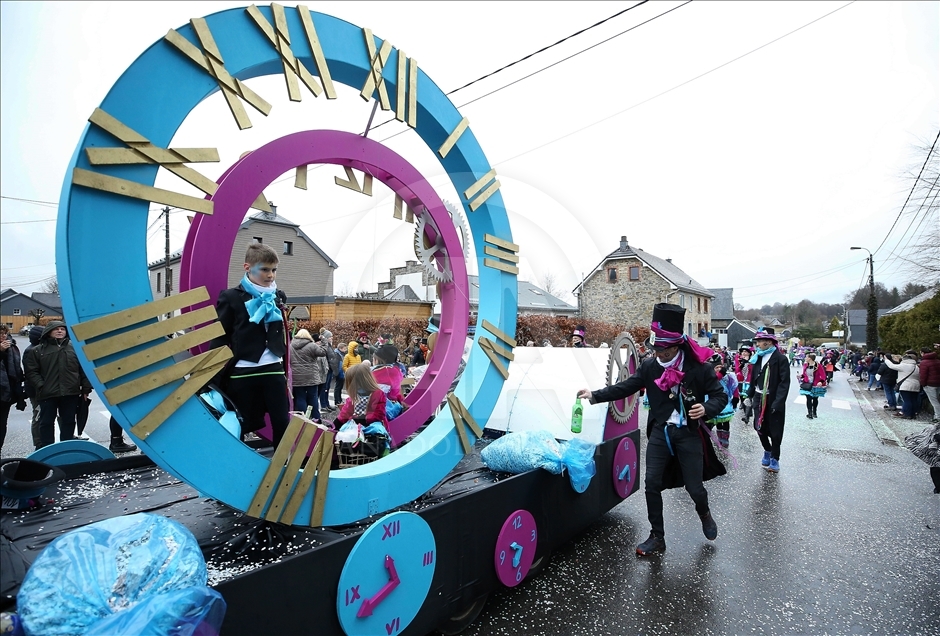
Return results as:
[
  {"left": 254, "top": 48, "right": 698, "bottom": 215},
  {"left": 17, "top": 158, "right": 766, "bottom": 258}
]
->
[
  {"left": 85, "top": 586, "right": 226, "bottom": 636},
  {"left": 481, "top": 430, "right": 564, "bottom": 475},
  {"left": 561, "top": 437, "right": 597, "bottom": 493},
  {"left": 18, "top": 513, "right": 221, "bottom": 636}
]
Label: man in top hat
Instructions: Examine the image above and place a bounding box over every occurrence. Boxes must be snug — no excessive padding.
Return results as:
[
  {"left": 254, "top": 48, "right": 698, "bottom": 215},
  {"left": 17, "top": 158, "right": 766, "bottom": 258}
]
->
[
  {"left": 578, "top": 303, "right": 728, "bottom": 556},
  {"left": 744, "top": 328, "right": 790, "bottom": 473},
  {"left": 571, "top": 326, "right": 588, "bottom": 348}
]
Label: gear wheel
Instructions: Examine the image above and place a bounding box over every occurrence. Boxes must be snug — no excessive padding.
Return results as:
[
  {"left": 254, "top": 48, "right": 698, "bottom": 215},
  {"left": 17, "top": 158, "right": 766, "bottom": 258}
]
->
[
  {"left": 443, "top": 199, "right": 471, "bottom": 261},
  {"left": 607, "top": 332, "right": 640, "bottom": 424},
  {"left": 414, "top": 209, "right": 453, "bottom": 283}
]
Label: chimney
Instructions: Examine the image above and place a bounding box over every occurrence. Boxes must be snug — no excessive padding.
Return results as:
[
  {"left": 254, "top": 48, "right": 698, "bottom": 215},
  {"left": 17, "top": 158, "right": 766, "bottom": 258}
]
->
[
  {"left": 620, "top": 236, "right": 628, "bottom": 250},
  {"left": 666, "top": 258, "right": 672, "bottom": 263}
]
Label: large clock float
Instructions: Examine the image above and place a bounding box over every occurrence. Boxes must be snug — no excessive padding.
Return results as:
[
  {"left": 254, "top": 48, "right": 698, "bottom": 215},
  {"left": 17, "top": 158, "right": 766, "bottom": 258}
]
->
[{"left": 3, "top": 5, "right": 642, "bottom": 635}]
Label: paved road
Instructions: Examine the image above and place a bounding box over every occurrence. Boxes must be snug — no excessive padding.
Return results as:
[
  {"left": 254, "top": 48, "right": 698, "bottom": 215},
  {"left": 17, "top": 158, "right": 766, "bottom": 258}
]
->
[
  {"left": 463, "top": 368, "right": 940, "bottom": 635},
  {"left": 4, "top": 343, "right": 938, "bottom": 635}
]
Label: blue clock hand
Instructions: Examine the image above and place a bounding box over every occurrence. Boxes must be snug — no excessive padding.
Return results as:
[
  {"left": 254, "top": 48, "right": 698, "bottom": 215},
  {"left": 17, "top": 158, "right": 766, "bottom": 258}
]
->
[{"left": 510, "top": 542, "right": 523, "bottom": 568}]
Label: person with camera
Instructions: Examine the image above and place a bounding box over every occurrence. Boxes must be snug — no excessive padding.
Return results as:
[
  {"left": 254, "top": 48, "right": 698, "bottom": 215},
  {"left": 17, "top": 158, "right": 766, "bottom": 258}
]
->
[{"left": 577, "top": 303, "right": 727, "bottom": 556}]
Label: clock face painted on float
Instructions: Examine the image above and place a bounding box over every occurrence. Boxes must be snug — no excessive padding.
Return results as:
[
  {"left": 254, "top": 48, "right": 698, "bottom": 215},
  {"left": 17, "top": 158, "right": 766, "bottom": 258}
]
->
[
  {"left": 57, "top": 5, "right": 518, "bottom": 526},
  {"left": 337, "top": 512, "right": 436, "bottom": 636},
  {"left": 494, "top": 509, "right": 538, "bottom": 587}
]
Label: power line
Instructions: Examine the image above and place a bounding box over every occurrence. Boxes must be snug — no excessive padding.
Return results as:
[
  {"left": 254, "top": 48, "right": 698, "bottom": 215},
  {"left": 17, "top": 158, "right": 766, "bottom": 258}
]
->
[
  {"left": 371, "top": 1, "right": 691, "bottom": 142},
  {"left": 872, "top": 129, "right": 940, "bottom": 257},
  {"left": 495, "top": 0, "right": 856, "bottom": 167},
  {"left": 0, "top": 219, "right": 56, "bottom": 224},
  {"left": 0, "top": 195, "right": 58, "bottom": 207}
]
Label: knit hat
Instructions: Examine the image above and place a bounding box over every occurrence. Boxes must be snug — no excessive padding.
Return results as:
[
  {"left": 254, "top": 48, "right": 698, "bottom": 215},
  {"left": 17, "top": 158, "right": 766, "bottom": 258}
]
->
[
  {"left": 358, "top": 331, "right": 368, "bottom": 340},
  {"left": 321, "top": 329, "right": 333, "bottom": 340},
  {"left": 29, "top": 325, "right": 44, "bottom": 345}
]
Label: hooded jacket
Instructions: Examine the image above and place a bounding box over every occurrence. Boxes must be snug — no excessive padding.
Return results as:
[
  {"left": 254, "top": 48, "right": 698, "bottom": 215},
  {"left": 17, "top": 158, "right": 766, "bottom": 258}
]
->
[
  {"left": 919, "top": 351, "right": 940, "bottom": 388},
  {"left": 23, "top": 321, "right": 90, "bottom": 401},
  {"left": 290, "top": 336, "right": 329, "bottom": 387},
  {"left": 342, "top": 342, "right": 362, "bottom": 372}
]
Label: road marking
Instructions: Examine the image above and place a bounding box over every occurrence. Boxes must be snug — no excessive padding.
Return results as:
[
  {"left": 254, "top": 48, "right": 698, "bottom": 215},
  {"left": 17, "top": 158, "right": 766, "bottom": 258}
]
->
[{"left": 830, "top": 399, "right": 851, "bottom": 410}]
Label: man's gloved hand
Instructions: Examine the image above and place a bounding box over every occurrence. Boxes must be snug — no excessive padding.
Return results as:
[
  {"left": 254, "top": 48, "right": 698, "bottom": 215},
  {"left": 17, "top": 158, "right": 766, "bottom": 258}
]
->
[{"left": 743, "top": 398, "right": 752, "bottom": 408}]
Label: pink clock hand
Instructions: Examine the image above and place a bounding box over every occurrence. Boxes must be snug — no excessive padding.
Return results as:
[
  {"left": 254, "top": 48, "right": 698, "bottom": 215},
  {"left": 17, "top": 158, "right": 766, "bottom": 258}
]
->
[{"left": 357, "top": 555, "right": 401, "bottom": 618}]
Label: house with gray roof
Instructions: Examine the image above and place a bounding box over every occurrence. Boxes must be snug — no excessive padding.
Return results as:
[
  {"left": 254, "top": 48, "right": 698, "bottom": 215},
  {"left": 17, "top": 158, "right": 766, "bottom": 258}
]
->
[
  {"left": 884, "top": 287, "right": 938, "bottom": 315},
  {"left": 148, "top": 209, "right": 337, "bottom": 304},
  {"left": 846, "top": 309, "right": 891, "bottom": 347},
  {"left": 573, "top": 236, "right": 714, "bottom": 337}
]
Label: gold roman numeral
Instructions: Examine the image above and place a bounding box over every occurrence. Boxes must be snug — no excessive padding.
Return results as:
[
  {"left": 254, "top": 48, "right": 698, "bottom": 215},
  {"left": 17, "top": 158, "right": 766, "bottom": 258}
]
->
[
  {"left": 248, "top": 415, "right": 334, "bottom": 525},
  {"left": 395, "top": 49, "right": 419, "bottom": 128},
  {"left": 478, "top": 319, "right": 516, "bottom": 380},
  {"left": 165, "top": 18, "right": 272, "bottom": 129},
  {"left": 70, "top": 288, "right": 232, "bottom": 440},
  {"left": 482, "top": 234, "right": 519, "bottom": 275},
  {"left": 447, "top": 394, "right": 483, "bottom": 454},
  {"left": 247, "top": 4, "right": 336, "bottom": 101},
  {"left": 334, "top": 166, "right": 373, "bottom": 195},
  {"left": 80, "top": 108, "right": 272, "bottom": 214},
  {"left": 438, "top": 117, "right": 469, "bottom": 158},
  {"left": 464, "top": 168, "right": 501, "bottom": 212},
  {"left": 393, "top": 194, "right": 415, "bottom": 223},
  {"left": 360, "top": 28, "right": 393, "bottom": 110}
]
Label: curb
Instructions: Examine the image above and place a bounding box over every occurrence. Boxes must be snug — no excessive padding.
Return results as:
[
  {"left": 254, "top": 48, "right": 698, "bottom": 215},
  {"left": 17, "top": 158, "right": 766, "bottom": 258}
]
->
[{"left": 848, "top": 379, "right": 902, "bottom": 446}]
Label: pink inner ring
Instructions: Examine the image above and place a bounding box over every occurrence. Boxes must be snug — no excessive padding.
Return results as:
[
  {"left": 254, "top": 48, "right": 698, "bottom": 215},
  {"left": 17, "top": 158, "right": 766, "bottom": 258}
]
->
[{"left": 179, "top": 130, "right": 469, "bottom": 445}]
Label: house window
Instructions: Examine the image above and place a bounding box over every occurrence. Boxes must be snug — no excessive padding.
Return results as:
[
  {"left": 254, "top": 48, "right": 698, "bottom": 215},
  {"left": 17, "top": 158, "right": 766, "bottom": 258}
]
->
[
  {"left": 13, "top": 308, "right": 20, "bottom": 316},
  {"left": 253, "top": 236, "right": 263, "bottom": 243},
  {"left": 629, "top": 266, "right": 639, "bottom": 281},
  {"left": 679, "top": 294, "right": 685, "bottom": 308},
  {"left": 697, "top": 298, "right": 701, "bottom": 312},
  {"left": 167, "top": 269, "right": 173, "bottom": 293},
  {"left": 607, "top": 268, "right": 617, "bottom": 283},
  {"left": 283, "top": 241, "right": 293, "bottom": 255},
  {"left": 157, "top": 272, "right": 162, "bottom": 292},
  {"left": 704, "top": 299, "right": 709, "bottom": 312}
]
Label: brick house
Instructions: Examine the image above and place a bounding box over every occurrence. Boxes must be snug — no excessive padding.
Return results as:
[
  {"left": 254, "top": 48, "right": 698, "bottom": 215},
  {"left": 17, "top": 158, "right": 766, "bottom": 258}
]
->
[{"left": 573, "top": 236, "right": 714, "bottom": 337}]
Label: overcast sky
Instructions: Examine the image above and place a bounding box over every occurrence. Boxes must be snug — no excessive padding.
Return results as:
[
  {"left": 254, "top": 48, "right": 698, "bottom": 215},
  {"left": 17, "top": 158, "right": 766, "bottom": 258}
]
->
[{"left": 2, "top": 1, "right": 937, "bottom": 309}]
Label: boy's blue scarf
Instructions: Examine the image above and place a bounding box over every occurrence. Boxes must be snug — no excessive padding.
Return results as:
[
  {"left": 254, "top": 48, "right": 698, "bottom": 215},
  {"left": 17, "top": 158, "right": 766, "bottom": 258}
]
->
[{"left": 240, "top": 274, "right": 283, "bottom": 324}]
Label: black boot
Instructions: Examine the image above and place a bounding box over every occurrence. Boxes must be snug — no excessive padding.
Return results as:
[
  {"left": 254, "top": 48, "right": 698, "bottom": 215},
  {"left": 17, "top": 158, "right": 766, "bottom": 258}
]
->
[
  {"left": 109, "top": 437, "right": 137, "bottom": 453},
  {"left": 806, "top": 404, "right": 814, "bottom": 419},
  {"left": 812, "top": 405, "right": 818, "bottom": 419}
]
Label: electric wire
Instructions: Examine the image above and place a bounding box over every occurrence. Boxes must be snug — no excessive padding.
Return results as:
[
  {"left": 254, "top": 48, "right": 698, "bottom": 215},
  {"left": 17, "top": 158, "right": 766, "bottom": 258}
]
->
[
  {"left": 873, "top": 167, "right": 940, "bottom": 280},
  {"left": 871, "top": 129, "right": 940, "bottom": 257}
]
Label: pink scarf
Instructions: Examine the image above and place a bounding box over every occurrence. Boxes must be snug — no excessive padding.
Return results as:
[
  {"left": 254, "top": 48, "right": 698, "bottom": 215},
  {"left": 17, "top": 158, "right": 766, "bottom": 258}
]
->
[{"left": 655, "top": 351, "right": 685, "bottom": 391}]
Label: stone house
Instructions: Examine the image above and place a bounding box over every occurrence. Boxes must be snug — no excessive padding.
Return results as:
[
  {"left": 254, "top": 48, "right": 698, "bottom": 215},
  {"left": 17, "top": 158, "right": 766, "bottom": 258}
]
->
[{"left": 573, "top": 236, "right": 714, "bottom": 337}]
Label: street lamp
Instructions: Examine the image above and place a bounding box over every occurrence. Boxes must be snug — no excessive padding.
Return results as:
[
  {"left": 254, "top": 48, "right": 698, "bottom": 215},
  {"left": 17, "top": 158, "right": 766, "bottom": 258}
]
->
[{"left": 850, "top": 246, "right": 878, "bottom": 351}]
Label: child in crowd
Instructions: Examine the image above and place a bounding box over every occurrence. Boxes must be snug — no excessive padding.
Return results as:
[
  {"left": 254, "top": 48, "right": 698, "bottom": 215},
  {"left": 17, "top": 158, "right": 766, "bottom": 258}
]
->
[
  {"left": 343, "top": 341, "right": 362, "bottom": 373},
  {"left": 372, "top": 345, "right": 406, "bottom": 419},
  {"left": 335, "top": 363, "right": 388, "bottom": 427},
  {"left": 210, "top": 243, "right": 290, "bottom": 448}
]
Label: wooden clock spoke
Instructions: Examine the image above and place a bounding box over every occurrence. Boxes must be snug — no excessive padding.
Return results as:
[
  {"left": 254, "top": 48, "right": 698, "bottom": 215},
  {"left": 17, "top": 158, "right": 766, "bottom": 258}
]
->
[
  {"left": 165, "top": 18, "right": 272, "bottom": 130},
  {"left": 393, "top": 194, "right": 416, "bottom": 223},
  {"left": 482, "top": 234, "right": 519, "bottom": 275}
]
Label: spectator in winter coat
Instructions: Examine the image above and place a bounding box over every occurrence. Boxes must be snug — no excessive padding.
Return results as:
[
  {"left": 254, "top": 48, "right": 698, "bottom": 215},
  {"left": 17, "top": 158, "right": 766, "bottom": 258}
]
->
[
  {"left": 0, "top": 324, "right": 27, "bottom": 452},
  {"left": 343, "top": 341, "right": 362, "bottom": 373},
  {"left": 919, "top": 347, "right": 940, "bottom": 423},
  {"left": 882, "top": 351, "right": 921, "bottom": 420},
  {"left": 879, "top": 355, "right": 900, "bottom": 412},
  {"left": 22, "top": 325, "right": 45, "bottom": 448},
  {"left": 866, "top": 355, "right": 882, "bottom": 391},
  {"left": 289, "top": 329, "right": 329, "bottom": 421},
  {"left": 23, "top": 321, "right": 91, "bottom": 448}
]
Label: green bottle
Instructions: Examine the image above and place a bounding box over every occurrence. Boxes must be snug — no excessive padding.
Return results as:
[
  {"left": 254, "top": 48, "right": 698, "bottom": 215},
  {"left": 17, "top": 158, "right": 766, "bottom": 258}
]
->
[{"left": 571, "top": 397, "right": 583, "bottom": 434}]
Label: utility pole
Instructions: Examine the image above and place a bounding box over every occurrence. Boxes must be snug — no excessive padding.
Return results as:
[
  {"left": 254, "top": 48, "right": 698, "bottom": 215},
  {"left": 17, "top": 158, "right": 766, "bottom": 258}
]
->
[
  {"left": 164, "top": 206, "right": 171, "bottom": 298},
  {"left": 850, "top": 246, "right": 878, "bottom": 351}
]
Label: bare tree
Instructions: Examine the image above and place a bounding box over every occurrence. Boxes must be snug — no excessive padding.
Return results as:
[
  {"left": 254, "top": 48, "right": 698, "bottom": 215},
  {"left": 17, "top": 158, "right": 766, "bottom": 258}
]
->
[
  {"left": 40, "top": 276, "right": 59, "bottom": 295},
  {"left": 894, "top": 131, "right": 940, "bottom": 286},
  {"left": 540, "top": 272, "right": 572, "bottom": 302}
]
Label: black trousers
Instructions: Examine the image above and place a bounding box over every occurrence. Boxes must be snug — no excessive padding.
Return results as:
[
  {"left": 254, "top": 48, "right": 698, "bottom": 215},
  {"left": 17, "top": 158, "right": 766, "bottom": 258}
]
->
[
  {"left": 227, "top": 363, "right": 291, "bottom": 448},
  {"left": 38, "top": 395, "right": 79, "bottom": 448},
  {"left": 644, "top": 423, "right": 709, "bottom": 537},
  {"left": 806, "top": 396, "right": 819, "bottom": 414}
]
